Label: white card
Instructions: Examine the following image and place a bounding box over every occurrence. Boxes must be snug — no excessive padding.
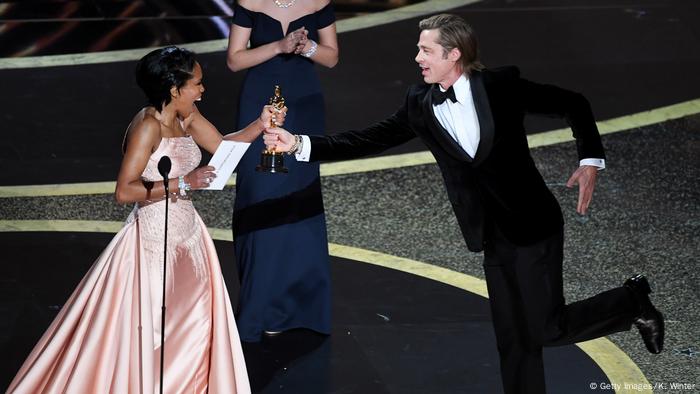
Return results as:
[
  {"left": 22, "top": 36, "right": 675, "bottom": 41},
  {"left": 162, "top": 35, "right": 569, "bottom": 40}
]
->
[{"left": 203, "top": 140, "right": 250, "bottom": 190}]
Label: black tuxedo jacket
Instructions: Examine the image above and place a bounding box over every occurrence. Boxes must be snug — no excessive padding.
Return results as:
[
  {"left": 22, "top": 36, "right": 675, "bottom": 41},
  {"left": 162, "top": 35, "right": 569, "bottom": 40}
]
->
[{"left": 309, "top": 67, "right": 605, "bottom": 252}]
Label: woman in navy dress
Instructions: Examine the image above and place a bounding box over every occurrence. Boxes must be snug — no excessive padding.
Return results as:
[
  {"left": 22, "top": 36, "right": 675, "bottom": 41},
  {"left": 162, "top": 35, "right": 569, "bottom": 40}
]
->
[{"left": 226, "top": 0, "right": 338, "bottom": 342}]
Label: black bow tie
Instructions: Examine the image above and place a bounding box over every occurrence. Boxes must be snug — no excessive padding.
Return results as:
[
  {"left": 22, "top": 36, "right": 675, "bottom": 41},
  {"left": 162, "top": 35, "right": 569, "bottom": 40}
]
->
[{"left": 431, "top": 85, "right": 457, "bottom": 105}]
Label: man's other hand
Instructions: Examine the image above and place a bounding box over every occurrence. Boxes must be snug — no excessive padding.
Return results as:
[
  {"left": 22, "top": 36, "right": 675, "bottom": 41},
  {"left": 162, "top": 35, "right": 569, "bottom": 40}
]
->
[{"left": 566, "top": 165, "right": 598, "bottom": 215}]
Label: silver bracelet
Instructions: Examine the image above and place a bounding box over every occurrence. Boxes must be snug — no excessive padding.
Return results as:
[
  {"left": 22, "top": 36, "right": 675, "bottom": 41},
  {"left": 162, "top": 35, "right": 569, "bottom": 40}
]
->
[
  {"left": 288, "top": 134, "right": 302, "bottom": 155},
  {"left": 301, "top": 40, "right": 318, "bottom": 58},
  {"left": 178, "top": 176, "right": 191, "bottom": 197}
]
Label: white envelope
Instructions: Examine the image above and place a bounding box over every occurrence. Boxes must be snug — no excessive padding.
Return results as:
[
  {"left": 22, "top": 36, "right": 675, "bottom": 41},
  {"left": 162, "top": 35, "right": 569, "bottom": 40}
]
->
[{"left": 203, "top": 140, "right": 251, "bottom": 190}]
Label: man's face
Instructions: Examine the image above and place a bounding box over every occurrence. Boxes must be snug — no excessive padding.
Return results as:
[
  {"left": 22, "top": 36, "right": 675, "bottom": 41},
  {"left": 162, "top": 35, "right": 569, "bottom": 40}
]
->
[{"left": 415, "top": 29, "right": 461, "bottom": 88}]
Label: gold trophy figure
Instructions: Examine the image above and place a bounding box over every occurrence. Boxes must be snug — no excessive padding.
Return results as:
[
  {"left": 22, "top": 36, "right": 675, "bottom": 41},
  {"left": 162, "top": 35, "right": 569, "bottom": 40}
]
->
[{"left": 256, "top": 85, "right": 288, "bottom": 173}]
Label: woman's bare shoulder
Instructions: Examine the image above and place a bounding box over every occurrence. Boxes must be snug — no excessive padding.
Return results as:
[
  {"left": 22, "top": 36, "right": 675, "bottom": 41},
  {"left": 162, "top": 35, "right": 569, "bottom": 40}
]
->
[{"left": 125, "top": 108, "right": 161, "bottom": 145}]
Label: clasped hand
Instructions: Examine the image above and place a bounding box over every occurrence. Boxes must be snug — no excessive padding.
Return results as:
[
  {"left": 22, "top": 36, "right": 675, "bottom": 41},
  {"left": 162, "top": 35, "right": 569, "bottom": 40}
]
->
[{"left": 278, "top": 27, "right": 309, "bottom": 54}]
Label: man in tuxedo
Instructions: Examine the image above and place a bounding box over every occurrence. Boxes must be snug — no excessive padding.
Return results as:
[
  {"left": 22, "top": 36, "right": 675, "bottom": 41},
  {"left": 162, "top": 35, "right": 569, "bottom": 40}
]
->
[{"left": 263, "top": 13, "right": 664, "bottom": 393}]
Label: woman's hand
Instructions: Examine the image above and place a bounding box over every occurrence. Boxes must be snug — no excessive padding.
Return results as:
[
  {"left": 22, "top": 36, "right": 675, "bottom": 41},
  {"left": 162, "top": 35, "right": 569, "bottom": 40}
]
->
[
  {"left": 259, "top": 104, "right": 287, "bottom": 129},
  {"left": 277, "top": 27, "right": 308, "bottom": 54},
  {"left": 263, "top": 127, "right": 295, "bottom": 152},
  {"left": 185, "top": 166, "right": 217, "bottom": 190},
  {"left": 294, "top": 34, "right": 309, "bottom": 54}
]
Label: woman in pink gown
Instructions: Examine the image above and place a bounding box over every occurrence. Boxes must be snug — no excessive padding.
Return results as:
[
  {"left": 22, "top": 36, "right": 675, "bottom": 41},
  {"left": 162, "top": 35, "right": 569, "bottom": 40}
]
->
[{"left": 7, "top": 46, "right": 282, "bottom": 393}]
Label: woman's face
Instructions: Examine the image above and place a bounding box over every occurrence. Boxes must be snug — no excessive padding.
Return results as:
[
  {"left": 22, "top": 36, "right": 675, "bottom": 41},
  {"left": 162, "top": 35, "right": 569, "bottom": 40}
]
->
[{"left": 174, "top": 62, "right": 204, "bottom": 116}]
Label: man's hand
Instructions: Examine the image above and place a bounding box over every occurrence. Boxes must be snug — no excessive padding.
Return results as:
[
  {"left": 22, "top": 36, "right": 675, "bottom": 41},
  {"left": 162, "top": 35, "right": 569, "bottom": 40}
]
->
[
  {"left": 566, "top": 165, "right": 598, "bottom": 215},
  {"left": 263, "top": 127, "right": 295, "bottom": 152}
]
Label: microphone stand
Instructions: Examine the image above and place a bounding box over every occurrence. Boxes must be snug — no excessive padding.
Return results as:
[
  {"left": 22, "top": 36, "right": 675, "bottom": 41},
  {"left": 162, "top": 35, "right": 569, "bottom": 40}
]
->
[{"left": 157, "top": 156, "right": 171, "bottom": 394}]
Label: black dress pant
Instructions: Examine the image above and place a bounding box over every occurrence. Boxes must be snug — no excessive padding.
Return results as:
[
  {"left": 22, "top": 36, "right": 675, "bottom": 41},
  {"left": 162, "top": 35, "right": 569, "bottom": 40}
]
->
[{"left": 482, "top": 226, "right": 637, "bottom": 394}]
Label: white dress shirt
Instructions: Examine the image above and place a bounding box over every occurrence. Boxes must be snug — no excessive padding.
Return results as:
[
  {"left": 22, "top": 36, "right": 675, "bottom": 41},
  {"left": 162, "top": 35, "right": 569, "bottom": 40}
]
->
[
  {"left": 433, "top": 74, "right": 480, "bottom": 158},
  {"left": 296, "top": 74, "right": 605, "bottom": 169}
]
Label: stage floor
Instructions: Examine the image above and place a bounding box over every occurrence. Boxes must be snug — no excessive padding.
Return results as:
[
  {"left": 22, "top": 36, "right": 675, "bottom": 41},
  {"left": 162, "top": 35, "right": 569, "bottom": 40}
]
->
[{"left": 1, "top": 232, "right": 611, "bottom": 393}]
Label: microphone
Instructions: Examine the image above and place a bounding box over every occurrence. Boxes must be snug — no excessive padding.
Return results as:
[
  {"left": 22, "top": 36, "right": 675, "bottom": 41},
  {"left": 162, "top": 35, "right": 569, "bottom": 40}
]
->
[
  {"left": 156, "top": 155, "right": 171, "bottom": 393},
  {"left": 158, "top": 156, "right": 171, "bottom": 193}
]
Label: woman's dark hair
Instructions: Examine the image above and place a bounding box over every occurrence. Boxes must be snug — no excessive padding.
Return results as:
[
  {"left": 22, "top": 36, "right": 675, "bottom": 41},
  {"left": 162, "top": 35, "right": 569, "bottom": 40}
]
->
[{"left": 134, "top": 46, "right": 197, "bottom": 111}]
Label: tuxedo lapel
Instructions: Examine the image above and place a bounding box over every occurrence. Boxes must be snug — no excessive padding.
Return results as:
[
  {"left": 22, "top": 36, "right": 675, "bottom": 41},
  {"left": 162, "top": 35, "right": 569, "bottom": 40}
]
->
[
  {"left": 422, "top": 86, "right": 473, "bottom": 162},
  {"left": 470, "top": 71, "right": 494, "bottom": 166}
]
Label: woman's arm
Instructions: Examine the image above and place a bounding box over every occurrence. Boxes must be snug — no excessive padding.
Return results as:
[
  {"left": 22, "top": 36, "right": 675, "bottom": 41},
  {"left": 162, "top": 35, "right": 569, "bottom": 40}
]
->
[
  {"left": 186, "top": 105, "right": 283, "bottom": 154},
  {"left": 115, "top": 116, "right": 162, "bottom": 204}
]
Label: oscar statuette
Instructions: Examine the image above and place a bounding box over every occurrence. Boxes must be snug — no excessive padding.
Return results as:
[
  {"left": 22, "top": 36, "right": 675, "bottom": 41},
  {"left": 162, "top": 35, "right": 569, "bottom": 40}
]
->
[{"left": 256, "top": 85, "right": 288, "bottom": 173}]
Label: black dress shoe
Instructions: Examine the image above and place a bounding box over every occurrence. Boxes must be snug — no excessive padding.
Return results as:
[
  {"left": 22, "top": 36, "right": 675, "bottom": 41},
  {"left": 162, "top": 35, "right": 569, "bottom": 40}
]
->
[{"left": 624, "top": 274, "right": 665, "bottom": 354}]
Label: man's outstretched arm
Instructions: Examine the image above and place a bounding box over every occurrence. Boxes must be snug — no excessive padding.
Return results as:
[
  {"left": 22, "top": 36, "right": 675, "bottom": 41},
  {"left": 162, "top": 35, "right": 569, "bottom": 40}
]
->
[{"left": 264, "top": 101, "right": 416, "bottom": 162}]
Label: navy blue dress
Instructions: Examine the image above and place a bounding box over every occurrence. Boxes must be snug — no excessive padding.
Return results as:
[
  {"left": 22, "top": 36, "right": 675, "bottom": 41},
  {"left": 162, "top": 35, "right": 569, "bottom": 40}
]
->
[{"left": 231, "top": 3, "right": 334, "bottom": 342}]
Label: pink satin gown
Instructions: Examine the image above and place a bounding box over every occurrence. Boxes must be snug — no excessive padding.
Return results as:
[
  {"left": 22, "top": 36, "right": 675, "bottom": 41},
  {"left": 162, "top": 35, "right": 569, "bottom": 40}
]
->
[{"left": 7, "top": 136, "right": 250, "bottom": 394}]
